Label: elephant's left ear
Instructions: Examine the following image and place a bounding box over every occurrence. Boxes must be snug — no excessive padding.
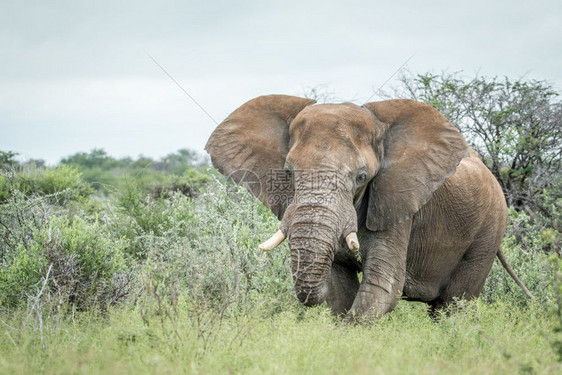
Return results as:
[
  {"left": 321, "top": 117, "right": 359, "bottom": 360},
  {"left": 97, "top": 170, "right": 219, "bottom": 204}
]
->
[{"left": 363, "top": 100, "right": 470, "bottom": 231}]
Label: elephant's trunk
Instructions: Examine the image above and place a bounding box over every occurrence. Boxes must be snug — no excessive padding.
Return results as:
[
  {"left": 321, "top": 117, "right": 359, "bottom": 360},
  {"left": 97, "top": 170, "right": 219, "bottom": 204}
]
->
[
  {"left": 286, "top": 204, "right": 343, "bottom": 306},
  {"left": 290, "top": 233, "right": 334, "bottom": 306}
]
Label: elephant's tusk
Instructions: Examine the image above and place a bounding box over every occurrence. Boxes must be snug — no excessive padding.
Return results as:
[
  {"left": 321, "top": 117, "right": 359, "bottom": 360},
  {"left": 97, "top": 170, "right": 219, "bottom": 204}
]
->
[
  {"left": 346, "top": 232, "right": 360, "bottom": 252},
  {"left": 259, "top": 230, "right": 286, "bottom": 251}
]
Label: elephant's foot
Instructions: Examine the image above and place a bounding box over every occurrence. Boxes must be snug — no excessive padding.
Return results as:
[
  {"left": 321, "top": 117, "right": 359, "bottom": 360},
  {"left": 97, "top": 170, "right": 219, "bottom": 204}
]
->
[{"left": 345, "top": 287, "right": 399, "bottom": 324}]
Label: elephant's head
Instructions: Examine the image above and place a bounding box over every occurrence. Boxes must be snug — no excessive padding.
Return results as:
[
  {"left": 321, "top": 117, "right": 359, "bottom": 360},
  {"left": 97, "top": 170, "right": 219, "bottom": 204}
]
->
[{"left": 205, "top": 95, "right": 468, "bottom": 306}]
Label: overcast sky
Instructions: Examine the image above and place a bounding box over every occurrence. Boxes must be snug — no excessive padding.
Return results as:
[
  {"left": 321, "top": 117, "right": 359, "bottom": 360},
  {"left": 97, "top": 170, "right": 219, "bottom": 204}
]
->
[{"left": 1, "top": 0, "right": 561, "bottom": 164}]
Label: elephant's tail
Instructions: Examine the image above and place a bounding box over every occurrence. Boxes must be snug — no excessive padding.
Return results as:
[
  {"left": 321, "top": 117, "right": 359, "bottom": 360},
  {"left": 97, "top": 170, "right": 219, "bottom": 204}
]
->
[{"left": 496, "top": 250, "right": 534, "bottom": 299}]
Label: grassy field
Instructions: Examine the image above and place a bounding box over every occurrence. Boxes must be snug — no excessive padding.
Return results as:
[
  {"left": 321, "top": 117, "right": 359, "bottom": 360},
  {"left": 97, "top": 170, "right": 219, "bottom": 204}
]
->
[
  {"left": 0, "top": 152, "right": 560, "bottom": 374},
  {"left": 1, "top": 299, "right": 559, "bottom": 374}
]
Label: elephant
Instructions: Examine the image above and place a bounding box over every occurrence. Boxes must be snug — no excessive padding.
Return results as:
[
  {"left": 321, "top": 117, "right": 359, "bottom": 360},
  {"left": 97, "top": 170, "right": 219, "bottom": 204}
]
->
[{"left": 205, "top": 95, "right": 533, "bottom": 322}]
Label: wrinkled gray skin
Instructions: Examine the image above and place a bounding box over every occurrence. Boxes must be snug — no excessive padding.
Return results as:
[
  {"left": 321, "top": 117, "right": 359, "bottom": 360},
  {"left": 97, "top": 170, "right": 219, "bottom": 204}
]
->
[{"left": 205, "top": 95, "right": 532, "bottom": 322}]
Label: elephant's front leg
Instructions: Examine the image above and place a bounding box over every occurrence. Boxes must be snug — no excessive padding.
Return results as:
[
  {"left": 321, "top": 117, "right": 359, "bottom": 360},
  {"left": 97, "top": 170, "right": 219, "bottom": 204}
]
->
[{"left": 348, "top": 220, "right": 411, "bottom": 322}]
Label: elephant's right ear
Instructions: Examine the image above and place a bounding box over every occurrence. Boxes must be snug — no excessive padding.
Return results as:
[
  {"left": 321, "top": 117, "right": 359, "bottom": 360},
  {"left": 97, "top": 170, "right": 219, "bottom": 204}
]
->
[{"left": 205, "top": 95, "right": 316, "bottom": 219}]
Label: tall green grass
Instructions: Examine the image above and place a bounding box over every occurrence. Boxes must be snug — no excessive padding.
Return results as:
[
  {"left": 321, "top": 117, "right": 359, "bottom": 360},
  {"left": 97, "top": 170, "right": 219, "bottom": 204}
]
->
[{"left": 0, "top": 300, "right": 559, "bottom": 374}]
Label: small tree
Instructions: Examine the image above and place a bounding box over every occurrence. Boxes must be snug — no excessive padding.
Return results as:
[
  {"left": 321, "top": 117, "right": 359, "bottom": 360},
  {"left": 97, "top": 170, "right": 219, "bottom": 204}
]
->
[
  {"left": 155, "top": 148, "right": 208, "bottom": 173},
  {"left": 60, "top": 148, "right": 122, "bottom": 170},
  {"left": 393, "top": 72, "right": 562, "bottom": 220},
  {"left": 0, "top": 151, "right": 19, "bottom": 170}
]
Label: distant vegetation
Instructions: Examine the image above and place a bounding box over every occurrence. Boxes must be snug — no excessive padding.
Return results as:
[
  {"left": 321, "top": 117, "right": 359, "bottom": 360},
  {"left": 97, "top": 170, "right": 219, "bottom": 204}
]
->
[{"left": 0, "top": 73, "right": 561, "bottom": 373}]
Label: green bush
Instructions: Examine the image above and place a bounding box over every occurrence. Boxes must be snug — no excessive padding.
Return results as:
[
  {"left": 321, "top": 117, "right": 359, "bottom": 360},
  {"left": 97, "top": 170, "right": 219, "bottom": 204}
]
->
[
  {"left": 123, "top": 175, "right": 295, "bottom": 318},
  {"left": 0, "top": 212, "right": 131, "bottom": 311},
  {"left": 78, "top": 166, "right": 121, "bottom": 193},
  {"left": 482, "top": 207, "right": 559, "bottom": 305},
  {"left": 1, "top": 190, "right": 64, "bottom": 266},
  {"left": 0, "top": 164, "right": 92, "bottom": 203},
  {"left": 38, "top": 216, "right": 130, "bottom": 310},
  {"left": 112, "top": 179, "right": 196, "bottom": 259},
  {"left": 0, "top": 174, "right": 9, "bottom": 201},
  {"left": 0, "top": 243, "right": 45, "bottom": 309},
  {"left": 0, "top": 167, "right": 132, "bottom": 312},
  {"left": 149, "top": 168, "right": 211, "bottom": 199}
]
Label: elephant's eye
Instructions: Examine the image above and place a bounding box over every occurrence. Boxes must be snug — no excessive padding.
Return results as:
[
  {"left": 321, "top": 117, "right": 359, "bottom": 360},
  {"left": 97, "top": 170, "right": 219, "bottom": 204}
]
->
[
  {"left": 284, "top": 167, "right": 293, "bottom": 178},
  {"left": 356, "top": 171, "right": 367, "bottom": 184}
]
